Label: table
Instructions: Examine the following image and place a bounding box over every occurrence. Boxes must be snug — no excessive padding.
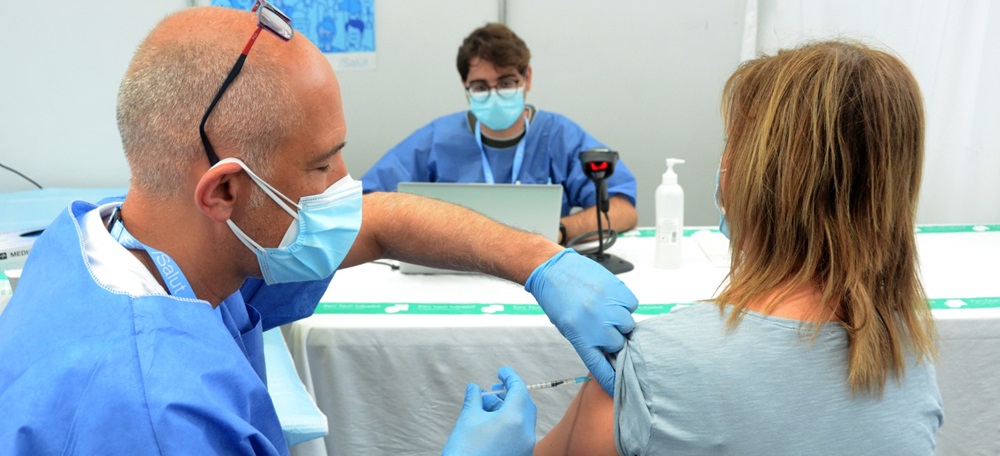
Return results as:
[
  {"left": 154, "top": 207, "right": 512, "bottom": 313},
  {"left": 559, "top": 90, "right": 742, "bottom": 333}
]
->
[
  {"left": 285, "top": 226, "right": 1000, "bottom": 456},
  {"left": 0, "top": 188, "right": 328, "bottom": 448}
]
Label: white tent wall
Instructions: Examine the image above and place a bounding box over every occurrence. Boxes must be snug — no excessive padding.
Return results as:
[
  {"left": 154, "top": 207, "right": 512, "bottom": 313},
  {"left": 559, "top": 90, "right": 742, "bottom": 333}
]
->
[
  {"left": 748, "top": 0, "right": 1000, "bottom": 225},
  {"left": 0, "top": 0, "right": 499, "bottom": 197},
  {"left": 331, "top": 0, "right": 498, "bottom": 193},
  {"left": 1, "top": 1, "right": 995, "bottom": 226},
  {"left": 506, "top": 0, "right": 746, "bottom": 226},
  {"left": 0, "top": 0, "right": 191, "bottom": 193},
  {"left": 0, "top": 0, "right": 753, "bottom": 227}
]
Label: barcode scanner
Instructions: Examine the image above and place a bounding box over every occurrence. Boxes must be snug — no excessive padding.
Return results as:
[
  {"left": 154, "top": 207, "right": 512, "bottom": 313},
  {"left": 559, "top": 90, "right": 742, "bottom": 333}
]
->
[
  {"left": 577, "top": 148, "right": 634, "bottom": 274},
  {"left": 581, "top": 149, "right": 617, "bottom": 214}
]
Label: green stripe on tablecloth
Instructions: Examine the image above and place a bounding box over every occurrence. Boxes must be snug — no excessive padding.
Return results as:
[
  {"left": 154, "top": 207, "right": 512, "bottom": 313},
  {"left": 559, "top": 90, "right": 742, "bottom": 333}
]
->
[
  {"left": 313, "top": 302, "right": 545, "bottom": 315},
  {"left": 928, "top": 297, "right": 1000, "bottom": 309},
  {"left": 915, "top": 225, "right": 999, "bottom": 233},
  {"left": 0, "top": 272, "right": 6, "bottom": 280},
  {"left": 314, "top": 299, "right": 999, "bottom": 315},
  {"left": 618, "top": 228, "right": 713, "bottom": 238},
  {"left": 618, "top": 224, "right": 998, "bottom": 238}
]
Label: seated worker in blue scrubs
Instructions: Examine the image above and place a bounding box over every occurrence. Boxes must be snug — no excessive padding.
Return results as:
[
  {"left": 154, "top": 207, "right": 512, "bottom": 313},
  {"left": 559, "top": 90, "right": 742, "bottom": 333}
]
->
[
  {"left": 0, "top": 5, "right": 637, "bottom": 455},
  {"left": 533, "top": 41, "right": 942, "bottom": 455},
  {"left": 361, "top": 23, "right": 638, "bottom": 245}
]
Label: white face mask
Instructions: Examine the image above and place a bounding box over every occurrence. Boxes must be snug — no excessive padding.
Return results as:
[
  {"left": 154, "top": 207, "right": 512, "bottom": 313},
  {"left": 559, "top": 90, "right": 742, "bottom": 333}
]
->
[{"left": 214, "top": 157, "right": 362, "bottom": 284}]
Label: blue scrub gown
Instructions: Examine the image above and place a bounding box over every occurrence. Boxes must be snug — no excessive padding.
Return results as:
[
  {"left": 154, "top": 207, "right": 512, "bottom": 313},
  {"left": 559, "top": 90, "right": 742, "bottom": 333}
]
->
[
  {"left": 361, "top": 109, "right": 638, "bottom": 215},
  {"left": 0, "top": 201, "right": 330, "bottom": 455}
]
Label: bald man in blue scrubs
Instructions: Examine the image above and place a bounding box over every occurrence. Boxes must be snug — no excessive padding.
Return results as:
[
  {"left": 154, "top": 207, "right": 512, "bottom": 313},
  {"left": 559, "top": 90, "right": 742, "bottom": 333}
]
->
[{"left": 0, "top": 4, "right": 636, "bottom": 455}]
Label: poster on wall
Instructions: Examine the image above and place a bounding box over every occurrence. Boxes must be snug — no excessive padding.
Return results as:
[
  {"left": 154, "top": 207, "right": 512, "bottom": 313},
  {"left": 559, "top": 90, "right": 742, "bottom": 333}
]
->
[{"left": 210, "top": 0, "right": 377, "bottom": 71}]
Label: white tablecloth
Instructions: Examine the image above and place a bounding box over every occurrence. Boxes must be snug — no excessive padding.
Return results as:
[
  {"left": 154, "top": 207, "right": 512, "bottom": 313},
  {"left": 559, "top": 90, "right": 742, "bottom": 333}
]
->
[{"left": 286, "top": 226, "right": 1000, "bottom": 456}]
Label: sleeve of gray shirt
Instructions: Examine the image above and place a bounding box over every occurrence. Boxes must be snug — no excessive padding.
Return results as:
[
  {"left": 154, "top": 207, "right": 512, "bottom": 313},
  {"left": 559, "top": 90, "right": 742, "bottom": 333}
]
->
[{"left": 611, "top": 303, "right": 943, "bottom": 456}]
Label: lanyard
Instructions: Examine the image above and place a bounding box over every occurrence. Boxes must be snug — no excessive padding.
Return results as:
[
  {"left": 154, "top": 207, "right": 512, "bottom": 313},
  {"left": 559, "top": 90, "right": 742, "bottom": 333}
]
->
[
  {"left": 107, "top": 207, "right": 196, "bottom": 299},
  {"left": 475, "top": 114, "right": 530, "bottom": 184}
]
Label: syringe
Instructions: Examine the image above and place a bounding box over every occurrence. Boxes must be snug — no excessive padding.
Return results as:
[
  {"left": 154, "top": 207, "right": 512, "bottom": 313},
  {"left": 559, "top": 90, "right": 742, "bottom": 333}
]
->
[{"left": 482, "top": 376, "right": 590, "bottom": 396}]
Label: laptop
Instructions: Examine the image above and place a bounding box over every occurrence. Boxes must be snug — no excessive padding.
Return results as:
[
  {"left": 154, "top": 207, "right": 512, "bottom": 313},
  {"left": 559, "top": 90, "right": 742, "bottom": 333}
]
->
[{"left": 395, "top": 182, "right": 563, "bottom": 274}]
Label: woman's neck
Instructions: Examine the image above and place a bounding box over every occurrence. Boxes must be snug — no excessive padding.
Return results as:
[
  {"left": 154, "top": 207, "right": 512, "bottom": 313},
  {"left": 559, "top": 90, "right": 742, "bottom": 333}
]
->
[{"left": 745, "top": 283, "right": 843, "bottom": 322}]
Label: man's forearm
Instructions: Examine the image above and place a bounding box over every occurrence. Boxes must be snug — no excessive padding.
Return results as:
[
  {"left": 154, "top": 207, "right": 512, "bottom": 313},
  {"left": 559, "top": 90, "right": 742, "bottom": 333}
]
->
[
  {"left": 559, "top": 195, "right": 637, "bottom": 244},
  {"left": 342, "top": 192, "right": 562, "bottom": 284}
]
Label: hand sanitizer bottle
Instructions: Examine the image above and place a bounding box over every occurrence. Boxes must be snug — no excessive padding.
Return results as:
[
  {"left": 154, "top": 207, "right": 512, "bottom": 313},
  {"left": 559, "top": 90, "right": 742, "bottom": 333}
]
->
[{"left": 655, "top": 158, "right": 685, "bottom": 269}]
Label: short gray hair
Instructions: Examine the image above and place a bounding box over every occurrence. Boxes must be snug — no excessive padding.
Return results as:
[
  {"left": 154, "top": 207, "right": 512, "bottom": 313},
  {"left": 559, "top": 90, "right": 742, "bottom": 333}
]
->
[{"left": 117, "top": 9, "right": 300, "bottom": 198}]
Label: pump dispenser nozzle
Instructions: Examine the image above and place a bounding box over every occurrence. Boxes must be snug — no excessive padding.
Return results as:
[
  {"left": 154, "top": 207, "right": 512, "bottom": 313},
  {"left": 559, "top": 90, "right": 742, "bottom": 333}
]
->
[{"left": 663, "top": 159, "right": 685, "bottom": 185}]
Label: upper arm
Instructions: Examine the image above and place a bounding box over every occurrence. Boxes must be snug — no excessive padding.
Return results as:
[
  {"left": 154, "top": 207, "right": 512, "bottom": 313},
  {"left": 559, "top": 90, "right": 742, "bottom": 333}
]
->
[
  {"left": 605, "top": 161, "right": 638, "bottom": 206},
  {"left": 338, "top": 193, "right": 391, "bottom": 268},
  {"left": 535, "top": 378, "right": 618, "bottom": 456},
  {"left": 341, "top": 192, "right": 560, "bottom": 282}
]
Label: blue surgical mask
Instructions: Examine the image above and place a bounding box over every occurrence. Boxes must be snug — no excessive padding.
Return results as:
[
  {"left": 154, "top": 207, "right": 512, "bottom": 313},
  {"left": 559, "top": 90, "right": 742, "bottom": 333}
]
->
[
  {"left": 469, "top": 87, "right": 526, "bottom": 130},
  {"left": 215, "top": 157, "right": 362, "bottom": 285},
  {"left": 715, "top": 167, "right": 730, "bottom": 239}
]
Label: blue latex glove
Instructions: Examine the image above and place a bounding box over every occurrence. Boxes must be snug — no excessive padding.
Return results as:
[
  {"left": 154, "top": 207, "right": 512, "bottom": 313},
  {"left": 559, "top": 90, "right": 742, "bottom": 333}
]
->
[
  {"left": 442, "top": 367, "right": 537, "bottom": 456},
  {"left": 525, "top": 249, "right": 638, "bottom": 395}
]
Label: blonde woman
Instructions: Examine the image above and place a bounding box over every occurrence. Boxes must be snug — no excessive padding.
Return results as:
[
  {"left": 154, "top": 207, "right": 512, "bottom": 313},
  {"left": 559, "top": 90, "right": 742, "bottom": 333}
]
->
[{"left": 535, "top": 41, "right": 942, "bottom": 455}]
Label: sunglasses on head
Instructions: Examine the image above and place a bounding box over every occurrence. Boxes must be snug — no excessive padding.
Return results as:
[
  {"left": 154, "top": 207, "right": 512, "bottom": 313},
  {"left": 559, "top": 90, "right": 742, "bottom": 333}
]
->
[{"left": 199, "top": 0, "right": 294, "bottom": 166}]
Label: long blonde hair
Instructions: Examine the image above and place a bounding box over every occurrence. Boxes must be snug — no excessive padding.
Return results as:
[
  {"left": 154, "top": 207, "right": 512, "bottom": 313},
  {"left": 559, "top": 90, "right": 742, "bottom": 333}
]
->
[{"left": 714, "top": 41, "right": 936, "bottom": 396}]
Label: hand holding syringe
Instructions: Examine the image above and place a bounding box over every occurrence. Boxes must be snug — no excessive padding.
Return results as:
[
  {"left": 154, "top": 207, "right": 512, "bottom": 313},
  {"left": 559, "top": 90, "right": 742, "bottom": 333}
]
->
[{"left": 482, "top": 376, "right": 590, "bottom": 396}]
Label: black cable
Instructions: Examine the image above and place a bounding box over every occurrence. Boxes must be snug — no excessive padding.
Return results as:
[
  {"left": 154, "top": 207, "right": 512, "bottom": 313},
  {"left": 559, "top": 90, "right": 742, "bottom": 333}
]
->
[
  {"left": 0, "top": 162, "right": 43, "bottom": 189},
  {"left": 371, "top": 260, "right": 400, "bottom": 270},
  {"left": 596, "top": 197, "right": 604, "bottom": 254},
  {"left": 566, "top": 212, "right": 618, "bottom": 254},
  {"left": 567, "top": 229, "right": 617, "bottom": 255}
]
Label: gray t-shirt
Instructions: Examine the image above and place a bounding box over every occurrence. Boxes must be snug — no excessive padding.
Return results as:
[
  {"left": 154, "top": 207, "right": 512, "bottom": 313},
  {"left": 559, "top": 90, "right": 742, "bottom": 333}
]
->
[{"left": 613, "top": 304, "right": 943, "bottom": 455}]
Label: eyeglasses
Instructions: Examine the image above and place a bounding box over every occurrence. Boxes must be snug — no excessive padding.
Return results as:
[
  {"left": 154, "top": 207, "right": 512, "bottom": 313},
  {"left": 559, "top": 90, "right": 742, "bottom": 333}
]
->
[
  {"left": 465, "top": 75, "right": 524, "bottom": 102},
  {"left": 199, "top": 0, "right": 294, "bottom": 166}
]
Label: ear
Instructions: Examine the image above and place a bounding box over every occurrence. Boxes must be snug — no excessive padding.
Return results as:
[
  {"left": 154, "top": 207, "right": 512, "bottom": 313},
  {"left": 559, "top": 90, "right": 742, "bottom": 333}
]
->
[
  {"left": 523, "top": 65, "right": 533, "bottom": 95},
  {"left": 194, "top": 161, "right": 245, "bottom": 223}
]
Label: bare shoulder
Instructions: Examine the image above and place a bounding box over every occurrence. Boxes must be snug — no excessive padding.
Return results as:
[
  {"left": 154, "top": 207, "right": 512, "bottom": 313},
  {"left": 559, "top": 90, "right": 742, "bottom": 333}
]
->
[{"left": 535, "top": 378, "right": 617, "bottom": 456}]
